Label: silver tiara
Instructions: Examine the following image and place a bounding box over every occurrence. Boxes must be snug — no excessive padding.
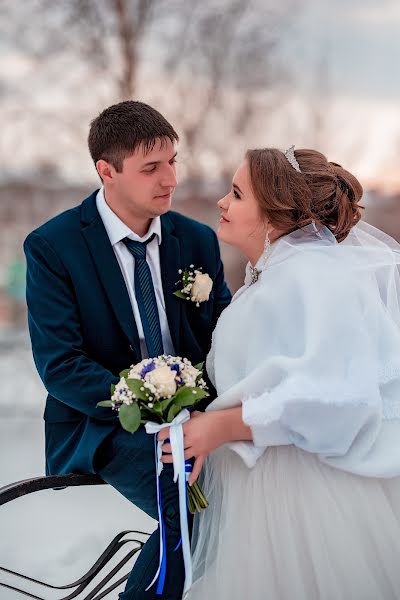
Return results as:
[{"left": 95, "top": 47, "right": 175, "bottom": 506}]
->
[{"left": 284, "top": 145, "right": 301, "bottom": 172}]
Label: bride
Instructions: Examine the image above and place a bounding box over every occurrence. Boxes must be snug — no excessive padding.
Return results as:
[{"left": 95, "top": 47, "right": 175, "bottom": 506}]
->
[{"left": 160, "top": 146, "right": 400, "bottom": 599}]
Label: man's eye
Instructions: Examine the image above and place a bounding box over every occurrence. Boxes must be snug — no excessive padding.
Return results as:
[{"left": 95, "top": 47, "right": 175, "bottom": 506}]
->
[
  {"left": 169, "top": 158, "right": 177, "bottom": 165},
  {"left": 144, "top": 165, "right": 157, "bottom": 173}
]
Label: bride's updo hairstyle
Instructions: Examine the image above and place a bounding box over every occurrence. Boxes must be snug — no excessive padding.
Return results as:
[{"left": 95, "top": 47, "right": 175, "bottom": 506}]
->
[{"left": 245, "top": 148, "right": 363, "bottom": 242}]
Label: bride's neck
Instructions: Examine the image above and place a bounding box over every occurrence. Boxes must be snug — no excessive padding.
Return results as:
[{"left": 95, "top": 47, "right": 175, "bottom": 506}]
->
[
  {"left": 247, "top": 247, "right": 264, "bottom": 268},
  {"left": 246, "top": 229, "right": 283, "bottom": 267}
]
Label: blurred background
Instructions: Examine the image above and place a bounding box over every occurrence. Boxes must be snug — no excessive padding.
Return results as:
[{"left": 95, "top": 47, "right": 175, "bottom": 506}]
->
[{"left": 0, "top": 0, "right": 399, "bottom": 597}]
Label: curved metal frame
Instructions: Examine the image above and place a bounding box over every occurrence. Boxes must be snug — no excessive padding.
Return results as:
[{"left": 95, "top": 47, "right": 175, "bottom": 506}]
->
[{"left": 0, "top": 475, "right": 150, "bottom": 599}]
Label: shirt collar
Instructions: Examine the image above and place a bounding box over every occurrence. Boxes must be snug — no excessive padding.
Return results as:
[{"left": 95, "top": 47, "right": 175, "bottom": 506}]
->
[{"left": 96, "top": 187, "right": 162, "bottom": 246}]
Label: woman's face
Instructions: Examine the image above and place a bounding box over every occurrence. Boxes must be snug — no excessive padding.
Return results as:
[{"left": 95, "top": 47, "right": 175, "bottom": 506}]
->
[{"left": 217, "top": 160, "right": 267, "bottom": 262}]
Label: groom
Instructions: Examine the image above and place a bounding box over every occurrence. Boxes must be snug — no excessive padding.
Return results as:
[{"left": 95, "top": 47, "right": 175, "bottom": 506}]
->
[{"left": 24, "top": 100, "right": 231, "bottom": 599}]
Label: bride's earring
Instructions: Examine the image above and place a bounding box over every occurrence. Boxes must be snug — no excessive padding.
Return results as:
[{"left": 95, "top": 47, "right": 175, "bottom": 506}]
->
[
  {"left": 249, "top": 226, "right": 271, "bottom": 286},
  {"left": 262, "top": 228, "right": 271, "bottom": 268}
]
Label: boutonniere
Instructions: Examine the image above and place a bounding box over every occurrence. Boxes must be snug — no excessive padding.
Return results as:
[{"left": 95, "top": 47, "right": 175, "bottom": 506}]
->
[{"left": 174, "top": 265, "right": 213, "bottom": 307}]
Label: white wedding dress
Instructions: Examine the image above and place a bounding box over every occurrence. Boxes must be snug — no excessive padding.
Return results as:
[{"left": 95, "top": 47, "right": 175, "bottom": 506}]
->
[{"left": 188, "top": 222, "right": 400, "bottom": 600}]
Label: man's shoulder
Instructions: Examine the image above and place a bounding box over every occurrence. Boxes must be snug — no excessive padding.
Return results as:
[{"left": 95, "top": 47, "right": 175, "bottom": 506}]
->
[
  {"left": 25, "top": 191, "right": 97, "bottom": 246},
  {"left": 165, "top": 210, "right": 215, "bottom": 239},
  {"left": 30, "top": 205, "right": 80, "bottom": 240}
]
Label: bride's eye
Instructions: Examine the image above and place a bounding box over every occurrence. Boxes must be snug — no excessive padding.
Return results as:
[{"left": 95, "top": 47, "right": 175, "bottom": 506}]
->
[{"left": 233, "top": 189, "right": 241, "bottom": 199}]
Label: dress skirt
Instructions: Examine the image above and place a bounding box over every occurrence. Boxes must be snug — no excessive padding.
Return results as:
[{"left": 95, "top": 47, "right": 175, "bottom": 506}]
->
[{"left": 188, "top": 445, "right": 400, "bottom": 600}]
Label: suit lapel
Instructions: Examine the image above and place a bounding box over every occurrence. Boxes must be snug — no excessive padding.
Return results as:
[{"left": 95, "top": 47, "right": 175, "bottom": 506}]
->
[
  {"left": 160, "top": 214, "right": 182, "bottom": 355},
  {"left": 80, "top": 193, "right": 141, "bottom": 361}
]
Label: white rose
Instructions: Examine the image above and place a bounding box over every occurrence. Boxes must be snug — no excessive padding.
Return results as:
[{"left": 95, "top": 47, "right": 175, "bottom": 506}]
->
[
  {"left": 190, "top": 273, "right": 213, "bottom": 303},
  {"left": 147, "top": 366, "right": 177, "bottom": 397}
]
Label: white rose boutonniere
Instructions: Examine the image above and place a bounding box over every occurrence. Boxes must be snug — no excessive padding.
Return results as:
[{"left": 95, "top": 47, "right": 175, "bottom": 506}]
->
[{"left": 174, "top": 265, "right": 213, "bottom": 307}]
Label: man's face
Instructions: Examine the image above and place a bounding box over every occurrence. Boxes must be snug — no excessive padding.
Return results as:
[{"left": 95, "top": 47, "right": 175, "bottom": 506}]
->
[{"left": 100, "top": 137, "right": 178, "bottom": 221}]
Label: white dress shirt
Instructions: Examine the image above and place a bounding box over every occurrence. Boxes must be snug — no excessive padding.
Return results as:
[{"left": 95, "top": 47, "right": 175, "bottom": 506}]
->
[{"left": 96, "top": 187, "right": 175, "bottom": 359}]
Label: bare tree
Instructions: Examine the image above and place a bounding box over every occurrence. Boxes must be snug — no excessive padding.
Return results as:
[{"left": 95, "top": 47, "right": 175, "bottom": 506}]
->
[
  {"left": 0, "top": 0, "right": 158, "bottom": 98},
  {"left": 155, "top": 0, "right": 299, "bottom": 181},
  {"left": 0, "top": 0, "right": 298, "bottom": 182}
]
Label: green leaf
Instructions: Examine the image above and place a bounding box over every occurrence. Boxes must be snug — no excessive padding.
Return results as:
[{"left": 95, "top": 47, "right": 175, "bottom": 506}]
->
[
  {"left": 152, "top": 400, "right": 164, "bottom": 415},
  {"left": 111, "top": 383, "right": 116, "bottom": 395},
  {"left": 119, "top": 402, "right": 141, "bottom": 433},
  {"left": 174, "top": 387, "right": 197, "bottom": 406},
  {"left": 193, "top": 388, "right": 210, "bottom": 404},
  {"left": 140, "top": 409, "right": 162, "bottom": 424},
  {"left": 97, "top": 400, "right": 113, "bottom": 408},
  {"left": 191, "top": 390, "right": 210, "bottom": 406},
  {"left": 159, "top": 397, "right": 175, "bottom": 413},
  {"left": 126, "top": 378, "right": 148, "bottom": 400},
  {"left": 173, "top": 290, "right": 188, "bottom": 300},
  {"left": 193, "top": 362, "right": 204, "bottom": 372},
  {"left": 174, "top": 386, "right": 208, "bottom": 408},
  {"left": 167, "top": 403, "right": 183, "bottom": 422},
  {"left": 119, "top": 368, "right": 130, "bottom": 379},
  {"left": 164, "top": 385, "right": 210, "bottom": 421}
]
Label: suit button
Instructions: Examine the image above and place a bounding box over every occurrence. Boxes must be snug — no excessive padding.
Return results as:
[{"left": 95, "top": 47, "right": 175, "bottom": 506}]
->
[{"left": 129, "top": 345, "right": 133, "bottom": 351}]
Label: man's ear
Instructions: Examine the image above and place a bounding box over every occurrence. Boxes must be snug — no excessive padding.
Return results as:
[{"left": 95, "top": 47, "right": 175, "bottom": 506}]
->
[{"left": 96, "top": 159, "right": 115, "bottom": 183}]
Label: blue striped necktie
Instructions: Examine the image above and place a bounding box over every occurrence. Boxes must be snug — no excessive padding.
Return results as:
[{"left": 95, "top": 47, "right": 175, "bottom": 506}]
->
[{"left": 122, "top": 234, "right": 164, "bottom": 358}]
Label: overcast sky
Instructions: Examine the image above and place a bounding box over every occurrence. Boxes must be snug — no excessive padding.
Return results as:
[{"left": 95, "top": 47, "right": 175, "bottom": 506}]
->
[
  {"left": 295, "top": 0, "right": 400, "bottom": 100},
  {"left": 0, "top": 0, "right": 399, "bottom": 190}
]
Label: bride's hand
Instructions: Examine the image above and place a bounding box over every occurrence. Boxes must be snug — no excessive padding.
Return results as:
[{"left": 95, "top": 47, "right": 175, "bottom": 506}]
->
[
  {"left": 158, "top": 407, "right": 252, "bottom": 483},
  {"left": 189, "top": 453, "right": 206, "bottom": 486},
  {"left": 158, "top": 410, "right": 229, "bottom": 463}
]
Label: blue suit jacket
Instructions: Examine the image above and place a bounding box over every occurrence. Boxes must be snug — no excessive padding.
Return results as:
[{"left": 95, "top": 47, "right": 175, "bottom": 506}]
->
[{"left": 24, "top": 191, "right": 231, "bottom": 476}]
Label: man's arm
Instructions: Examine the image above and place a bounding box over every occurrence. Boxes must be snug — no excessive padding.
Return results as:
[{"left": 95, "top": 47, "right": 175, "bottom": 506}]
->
[{"left": 24, "top": 231, "right": 118, "bottom": 420}]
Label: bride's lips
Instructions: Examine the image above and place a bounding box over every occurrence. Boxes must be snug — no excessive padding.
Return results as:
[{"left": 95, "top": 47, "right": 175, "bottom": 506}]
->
[{"left": 219, "top": 214, "right": 230, "bottom": 223}]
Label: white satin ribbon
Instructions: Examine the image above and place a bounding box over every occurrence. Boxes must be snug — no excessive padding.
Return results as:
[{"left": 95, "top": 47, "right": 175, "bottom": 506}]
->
[{"left": 145, "top": 408, "right": 193, "bottom": 595}]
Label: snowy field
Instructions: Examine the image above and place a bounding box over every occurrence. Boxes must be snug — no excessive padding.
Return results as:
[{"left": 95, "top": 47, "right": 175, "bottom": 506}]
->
[{"left": 0, "top": 331, "right": 156, "bottom": 599}]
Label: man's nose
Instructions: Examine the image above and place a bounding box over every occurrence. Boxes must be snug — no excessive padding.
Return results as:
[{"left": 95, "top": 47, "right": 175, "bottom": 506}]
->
[{"left": 161, "top": 164, "right": 177, "bottom": 188}]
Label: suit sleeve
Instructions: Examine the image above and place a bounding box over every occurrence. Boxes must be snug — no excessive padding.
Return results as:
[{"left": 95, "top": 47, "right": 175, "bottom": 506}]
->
[
  {"left": 24, "top": 231, "right": 119, "bottom": 420},
  {"left": 211, "top": 231, "right": 231, "bottom": 330}
]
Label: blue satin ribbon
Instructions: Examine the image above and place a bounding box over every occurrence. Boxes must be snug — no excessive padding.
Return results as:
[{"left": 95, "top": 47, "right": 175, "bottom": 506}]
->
[
  {"left": 145, "top": 411, "right": 193, "bottom": 596},
  {"left": 156, "top": 449, "right": 192, "bottom": 591}
]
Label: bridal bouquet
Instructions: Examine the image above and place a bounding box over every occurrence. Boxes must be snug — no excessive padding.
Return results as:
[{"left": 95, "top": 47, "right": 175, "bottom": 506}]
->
[{"left": 97, "top": 355, "right": 209, "bottom": 513}]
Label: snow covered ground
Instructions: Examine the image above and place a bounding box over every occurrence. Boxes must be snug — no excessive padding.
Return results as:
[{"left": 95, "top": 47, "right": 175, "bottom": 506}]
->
[{"left": 0, "top": 331, "right": 156, "bottom": 599}]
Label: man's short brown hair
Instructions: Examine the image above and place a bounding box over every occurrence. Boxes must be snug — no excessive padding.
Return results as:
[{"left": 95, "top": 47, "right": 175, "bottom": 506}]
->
[{"left": 88, "top": 100, "right": 179, "bottom": 172}]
